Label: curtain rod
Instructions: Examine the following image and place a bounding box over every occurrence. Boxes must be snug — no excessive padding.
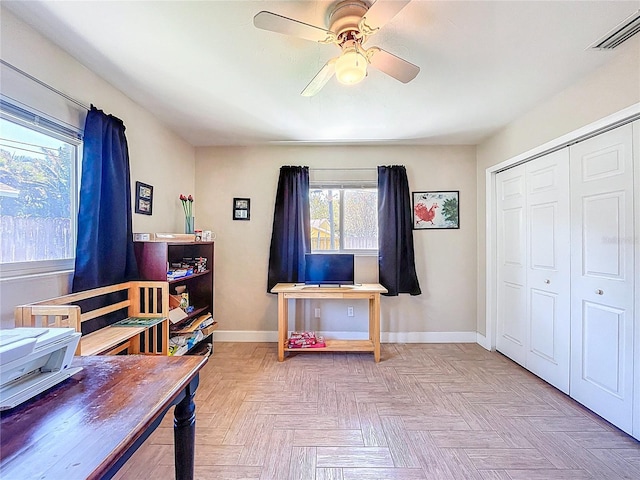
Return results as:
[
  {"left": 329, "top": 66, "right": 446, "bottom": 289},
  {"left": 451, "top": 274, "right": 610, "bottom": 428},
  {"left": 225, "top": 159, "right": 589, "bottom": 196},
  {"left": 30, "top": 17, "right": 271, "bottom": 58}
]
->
[
  {"left": 1, "top": 59, "right": 90, "bottom": 111},
  {"left": 310, "top": 167, "right": 376, "bottom": 171}
]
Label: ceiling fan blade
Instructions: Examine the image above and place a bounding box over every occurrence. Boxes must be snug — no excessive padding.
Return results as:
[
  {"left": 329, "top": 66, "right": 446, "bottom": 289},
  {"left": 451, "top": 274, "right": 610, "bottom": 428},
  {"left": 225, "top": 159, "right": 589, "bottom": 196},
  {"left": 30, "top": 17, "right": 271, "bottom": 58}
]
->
[
  {"left": 360, "top": 0, "right": 412, "bottom": 34},
  {"left": 254, "top": 11, "right": 336, "bottom": 43},
  {"left": 368, "top": 47, "right": 419, "bottom": 83},
  {"left": 301, "top": 59, "right": 337, "bottom": 97}
]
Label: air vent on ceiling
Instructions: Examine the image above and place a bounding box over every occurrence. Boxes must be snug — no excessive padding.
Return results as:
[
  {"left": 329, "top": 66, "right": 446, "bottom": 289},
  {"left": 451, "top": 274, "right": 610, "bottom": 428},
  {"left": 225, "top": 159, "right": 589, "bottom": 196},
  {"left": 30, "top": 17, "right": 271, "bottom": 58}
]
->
[{"left": 590, "top": 10, "right": 640, "bottom": 50}]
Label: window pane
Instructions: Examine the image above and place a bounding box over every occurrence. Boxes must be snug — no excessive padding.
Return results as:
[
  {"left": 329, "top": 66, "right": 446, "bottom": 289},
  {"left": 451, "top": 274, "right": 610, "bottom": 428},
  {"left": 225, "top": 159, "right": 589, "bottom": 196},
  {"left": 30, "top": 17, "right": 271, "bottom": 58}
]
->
[
  {"left": 310, "top": 188, "right": 340, "bottom": 251},
  {"left": 0, "top": 117, "right": 75, "bottom": 263},
  {"left": 343, "top": 189, "right": 377, "bottom": 250},
  {"left": 310, "top": 187, "right": 377, "bottom": 252}
]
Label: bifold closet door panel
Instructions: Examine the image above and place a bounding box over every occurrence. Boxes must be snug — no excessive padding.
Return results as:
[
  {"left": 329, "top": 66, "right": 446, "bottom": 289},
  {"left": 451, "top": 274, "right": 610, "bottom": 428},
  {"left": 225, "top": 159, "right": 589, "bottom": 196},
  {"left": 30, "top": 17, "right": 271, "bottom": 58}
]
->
[
  {"left": 496, "top": 165, "right": 528, "bottom": 366},
  {"left": 496, "top": 164, "right": 527, "bottom": 367},
  {"left": 496, "top": 151, "right": 570, "bottom": 392},
  {"left": 569, "top": 123, "right": 635, "bottom": 435},
  {"left": 525, "top": 150, "right": 570, "bottom": 394}
]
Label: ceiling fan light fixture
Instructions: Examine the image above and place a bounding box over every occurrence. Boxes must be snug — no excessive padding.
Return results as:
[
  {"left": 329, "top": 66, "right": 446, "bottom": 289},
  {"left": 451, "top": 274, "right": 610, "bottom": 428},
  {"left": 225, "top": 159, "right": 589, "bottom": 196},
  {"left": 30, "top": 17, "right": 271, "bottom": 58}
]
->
[{"left": 335, "top": 46, "right": 368, "bottom": 85}]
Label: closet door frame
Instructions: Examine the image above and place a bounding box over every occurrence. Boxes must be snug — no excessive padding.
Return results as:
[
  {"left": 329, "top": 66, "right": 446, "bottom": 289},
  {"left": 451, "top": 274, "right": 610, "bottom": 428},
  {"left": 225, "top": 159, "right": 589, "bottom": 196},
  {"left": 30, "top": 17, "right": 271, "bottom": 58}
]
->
[
  {"left": 484, "top": 103, "right": 640, "bottom": 352},
  {"left": 634, "top": 120, "right": 640, "bottom": 439},
  {"left": 484, "top": 103, "right": 640, "bottom": 440},
  {"left": 484, "top": 103, "right": 640, "bottom": 348}
]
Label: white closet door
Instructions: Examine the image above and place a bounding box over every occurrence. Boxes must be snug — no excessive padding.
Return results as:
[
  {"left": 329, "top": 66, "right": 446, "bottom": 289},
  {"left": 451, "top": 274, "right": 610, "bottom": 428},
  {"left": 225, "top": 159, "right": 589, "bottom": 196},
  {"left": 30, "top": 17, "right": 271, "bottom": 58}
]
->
[
  {"left": 570, "top": 123, "right": 635, "bottom": 434},
  {"left": 525, "top": 150, "right": 570, "bottom": 393},
  {"left": 496, "top": 164, "right": 527, "bottom": 366}
]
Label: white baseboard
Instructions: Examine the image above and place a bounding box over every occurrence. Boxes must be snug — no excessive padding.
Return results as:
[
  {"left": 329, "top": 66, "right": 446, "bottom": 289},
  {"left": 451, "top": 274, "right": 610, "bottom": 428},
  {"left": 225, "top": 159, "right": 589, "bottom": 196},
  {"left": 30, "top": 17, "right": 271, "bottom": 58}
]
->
[
  {"left": 382, "top": 331, "right": 477, "bottom": 343},
  {"left": 214, "top": 330, "right": 279, "bottom": 342},
  {"left": 214, "top": 330, "right": 478, "bottom": 344}
]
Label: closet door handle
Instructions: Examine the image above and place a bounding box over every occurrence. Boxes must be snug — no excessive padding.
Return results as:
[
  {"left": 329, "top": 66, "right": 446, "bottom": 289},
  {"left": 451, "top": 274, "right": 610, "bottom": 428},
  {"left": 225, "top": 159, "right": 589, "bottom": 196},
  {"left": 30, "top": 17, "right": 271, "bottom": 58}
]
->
[
  {"left": 544, "top": 279, "right": 550, "bottom": 284},
  {"left": 595, "top": 289, "right": 604, "bottom": 295}
]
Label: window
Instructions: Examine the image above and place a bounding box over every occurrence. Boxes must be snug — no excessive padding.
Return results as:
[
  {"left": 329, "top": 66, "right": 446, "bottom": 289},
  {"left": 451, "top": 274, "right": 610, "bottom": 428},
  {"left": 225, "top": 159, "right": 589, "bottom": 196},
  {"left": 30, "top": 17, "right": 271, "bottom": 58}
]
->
[
  {"left": 0, "top": 101, "right": 81, "bottom": 276},
  {"left": 309, "top": 187, "right": 378, "bottom": 252}
]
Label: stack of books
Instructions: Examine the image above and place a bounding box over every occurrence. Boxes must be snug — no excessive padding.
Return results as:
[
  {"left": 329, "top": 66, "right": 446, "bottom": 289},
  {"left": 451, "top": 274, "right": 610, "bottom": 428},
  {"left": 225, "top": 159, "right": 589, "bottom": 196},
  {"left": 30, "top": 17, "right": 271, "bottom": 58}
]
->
[
  {"left": 168, "top": 313, "right": 215, "bottom": 356},
  {"left": 167, "top": 268, "right": 193, "bottom": 280},
  {"left": 287, "top": 331, "right": 326, "bottom": 348}
]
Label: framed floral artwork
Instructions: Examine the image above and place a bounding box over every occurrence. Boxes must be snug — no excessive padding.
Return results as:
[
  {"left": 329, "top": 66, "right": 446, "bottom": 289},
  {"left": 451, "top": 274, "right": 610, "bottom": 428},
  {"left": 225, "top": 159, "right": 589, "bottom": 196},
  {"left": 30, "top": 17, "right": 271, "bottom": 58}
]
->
[{"left": 412, "top": 191, "right": 459, "bottom": 229}]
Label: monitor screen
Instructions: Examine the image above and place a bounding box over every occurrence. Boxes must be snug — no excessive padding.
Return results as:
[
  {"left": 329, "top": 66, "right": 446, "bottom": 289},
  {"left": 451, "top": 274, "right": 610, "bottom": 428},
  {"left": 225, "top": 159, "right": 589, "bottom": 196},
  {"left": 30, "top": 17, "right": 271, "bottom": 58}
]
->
[{"left": 304, "top": 254, "right": 354, "bottom": 285}]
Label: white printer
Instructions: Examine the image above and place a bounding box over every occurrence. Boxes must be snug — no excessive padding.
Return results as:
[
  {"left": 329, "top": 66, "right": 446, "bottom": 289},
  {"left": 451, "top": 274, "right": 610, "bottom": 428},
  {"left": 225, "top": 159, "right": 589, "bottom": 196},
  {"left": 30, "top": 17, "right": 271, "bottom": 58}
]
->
[{"left": 0, "top": 327, "right": 82, "bottom": 410}]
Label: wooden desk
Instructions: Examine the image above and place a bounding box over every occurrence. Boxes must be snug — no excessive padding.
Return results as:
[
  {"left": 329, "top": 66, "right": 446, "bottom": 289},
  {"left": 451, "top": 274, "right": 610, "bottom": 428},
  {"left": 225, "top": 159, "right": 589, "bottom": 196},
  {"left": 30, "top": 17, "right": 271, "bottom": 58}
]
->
[
  {"left": 271, "top": 283, "right": 387, "bottom": 362},
  {"left": 0, "top": 355, "right": 207, "bottom": 480}
]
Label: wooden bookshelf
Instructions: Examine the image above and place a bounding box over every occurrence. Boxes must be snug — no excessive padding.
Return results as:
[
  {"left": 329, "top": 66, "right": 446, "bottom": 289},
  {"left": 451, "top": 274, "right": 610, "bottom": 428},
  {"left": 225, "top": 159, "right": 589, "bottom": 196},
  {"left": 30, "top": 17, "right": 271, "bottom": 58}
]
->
[{"left": 134, "top": 240, "right": 215, "bottom": 355}]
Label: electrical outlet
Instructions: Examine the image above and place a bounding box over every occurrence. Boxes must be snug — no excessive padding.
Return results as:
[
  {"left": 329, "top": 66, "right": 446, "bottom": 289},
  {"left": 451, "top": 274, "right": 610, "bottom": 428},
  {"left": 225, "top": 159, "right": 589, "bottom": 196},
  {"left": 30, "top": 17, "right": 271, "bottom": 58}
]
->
[
  {"left": 347, "top": 306, "right": 354, "bottom": 317},
  {"left": 314, "top": 307, "right": 321, "bottom": 318}
]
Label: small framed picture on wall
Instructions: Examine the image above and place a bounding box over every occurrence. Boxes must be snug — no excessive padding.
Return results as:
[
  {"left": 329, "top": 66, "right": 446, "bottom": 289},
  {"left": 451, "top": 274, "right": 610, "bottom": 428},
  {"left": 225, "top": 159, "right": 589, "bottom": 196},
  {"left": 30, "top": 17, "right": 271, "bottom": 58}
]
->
[
  {"left": 412, "top": 191, "right": 459, "bottom": 229},
  {"left": 135, "top": 181, "right": 153, "bottom": 215},
  {"left": 233, "top": 197, "right": 250, "bottom": 220}
]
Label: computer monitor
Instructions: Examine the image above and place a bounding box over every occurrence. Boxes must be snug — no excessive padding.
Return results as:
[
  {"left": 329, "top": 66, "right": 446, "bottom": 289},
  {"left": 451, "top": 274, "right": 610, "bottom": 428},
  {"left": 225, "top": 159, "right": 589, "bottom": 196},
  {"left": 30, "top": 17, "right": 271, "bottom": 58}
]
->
[{"left": 304, "top": 253, "right": 354, "bottom": 286}]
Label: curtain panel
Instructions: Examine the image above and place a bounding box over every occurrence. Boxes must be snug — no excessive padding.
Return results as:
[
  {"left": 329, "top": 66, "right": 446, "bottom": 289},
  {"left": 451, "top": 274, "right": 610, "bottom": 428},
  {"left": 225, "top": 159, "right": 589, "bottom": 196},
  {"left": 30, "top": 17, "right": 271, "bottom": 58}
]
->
[
  {"left": 267, "top": 166, "right": 311, "bottom": 292},
  {"left": 377, "top": 165, "right": 421, "bottom": 296},
  {"left": 72, "top": 106, "right": 138, "bottom": 293}
]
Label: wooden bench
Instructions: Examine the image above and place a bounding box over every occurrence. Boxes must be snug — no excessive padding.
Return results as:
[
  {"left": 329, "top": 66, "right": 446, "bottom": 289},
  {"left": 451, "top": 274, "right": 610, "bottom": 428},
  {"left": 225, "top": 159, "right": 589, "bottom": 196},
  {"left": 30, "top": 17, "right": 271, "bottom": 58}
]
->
[{"left": 14, "top": 281, "right": 170, "bottom": 356}]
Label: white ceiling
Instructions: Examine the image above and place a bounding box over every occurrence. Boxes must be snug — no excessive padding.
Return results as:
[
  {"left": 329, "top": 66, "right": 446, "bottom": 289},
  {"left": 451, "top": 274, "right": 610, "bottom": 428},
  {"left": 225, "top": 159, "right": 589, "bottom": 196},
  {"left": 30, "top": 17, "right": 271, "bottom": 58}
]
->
[{"left": 4, "top": 1, "right": 639, "bottom": 146}]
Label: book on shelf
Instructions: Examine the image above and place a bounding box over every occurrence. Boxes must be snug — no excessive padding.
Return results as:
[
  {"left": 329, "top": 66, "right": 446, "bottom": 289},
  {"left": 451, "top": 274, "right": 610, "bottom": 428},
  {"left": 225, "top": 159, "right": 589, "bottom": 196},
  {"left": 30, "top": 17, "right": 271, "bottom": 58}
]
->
[
  {"left": 172, "top": 313, "right": 214, "bottom": 334},
  {"left": 287, "top": 331, "right": 326, "bottom": 348}
]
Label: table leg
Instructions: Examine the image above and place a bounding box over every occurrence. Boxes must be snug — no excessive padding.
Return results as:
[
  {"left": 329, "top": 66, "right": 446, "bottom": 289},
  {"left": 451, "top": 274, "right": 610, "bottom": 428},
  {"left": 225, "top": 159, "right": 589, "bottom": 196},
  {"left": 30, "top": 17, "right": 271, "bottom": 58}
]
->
[
  {"left": 372, "top": 294, "right": 381, "bottom": 363},
  {"left": 174, "top": 376, "right": 198, "bottom": 480},
  {"left": 278, "top": 293, "right": 287, "bottom": 361},
  {"left": 368, "top": 295, "right": 374, "bottom": 344}
]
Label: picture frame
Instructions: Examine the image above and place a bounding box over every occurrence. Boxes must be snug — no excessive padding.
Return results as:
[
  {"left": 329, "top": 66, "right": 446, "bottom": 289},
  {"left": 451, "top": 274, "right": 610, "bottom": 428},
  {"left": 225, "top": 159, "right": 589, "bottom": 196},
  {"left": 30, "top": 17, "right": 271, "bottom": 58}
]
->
[
  {"left": 233, "top": 197, "right": 250, "bottom": 221},
  {"left": 135, "top": 181, "right": 153, "bottom": 215},
  {"left": 412, "top": 191, "right": 459, "bottom": 230}
]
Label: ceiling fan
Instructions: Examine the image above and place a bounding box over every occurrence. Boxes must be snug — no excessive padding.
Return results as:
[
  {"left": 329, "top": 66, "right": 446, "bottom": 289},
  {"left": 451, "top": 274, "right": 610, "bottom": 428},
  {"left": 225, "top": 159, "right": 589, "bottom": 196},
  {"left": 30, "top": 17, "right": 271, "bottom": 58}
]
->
[{"left": 253, "top": 0, "right": 420, "bottom": 96}]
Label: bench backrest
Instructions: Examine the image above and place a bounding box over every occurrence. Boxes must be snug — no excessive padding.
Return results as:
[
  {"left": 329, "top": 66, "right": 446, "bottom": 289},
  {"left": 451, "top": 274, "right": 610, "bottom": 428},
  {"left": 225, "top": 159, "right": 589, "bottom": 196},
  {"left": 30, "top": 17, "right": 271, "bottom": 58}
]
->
[{"left": 14, "top": 281, "right": 169, "bottom": 354}]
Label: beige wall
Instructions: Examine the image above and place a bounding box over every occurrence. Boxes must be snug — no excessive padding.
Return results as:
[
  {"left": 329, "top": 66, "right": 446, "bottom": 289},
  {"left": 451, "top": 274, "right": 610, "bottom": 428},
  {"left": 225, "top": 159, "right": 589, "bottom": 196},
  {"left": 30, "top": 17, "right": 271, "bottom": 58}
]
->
[
  {"left": 195, "top": 145, "right": 478, "bottom": 340},
  {"left": 475, "top": 37, "right": 640, "bottom": 338},
  {"left": 5, "top": 5, "right": 636, "bottom": 340},
  {"left": 0, "top": 8, "right": 196, "bottom": 326}
]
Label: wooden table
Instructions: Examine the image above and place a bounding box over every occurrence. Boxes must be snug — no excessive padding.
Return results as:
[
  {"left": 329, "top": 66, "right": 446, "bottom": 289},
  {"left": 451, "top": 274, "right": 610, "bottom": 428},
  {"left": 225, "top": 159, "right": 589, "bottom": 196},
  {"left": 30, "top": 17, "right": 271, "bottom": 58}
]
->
[
  {"left": 0, "top": 355, "right": 207, "bottom": 480},
  {"left": 271, "top": 283, "right": 387, "bottom": 362}
]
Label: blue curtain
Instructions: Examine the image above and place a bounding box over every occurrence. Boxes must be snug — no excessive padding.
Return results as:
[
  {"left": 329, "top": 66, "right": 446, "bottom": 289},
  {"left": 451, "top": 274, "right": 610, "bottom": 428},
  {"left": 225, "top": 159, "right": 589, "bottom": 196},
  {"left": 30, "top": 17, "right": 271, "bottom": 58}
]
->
[
  {"left": 267, "top": 166, "right": 311, "bottom": 292},
  {"left": 72, "top": 106, "right": 138, "bottom": 292},
  {"left": 378, "top": 165, "right": 421, "bottom": 296}
]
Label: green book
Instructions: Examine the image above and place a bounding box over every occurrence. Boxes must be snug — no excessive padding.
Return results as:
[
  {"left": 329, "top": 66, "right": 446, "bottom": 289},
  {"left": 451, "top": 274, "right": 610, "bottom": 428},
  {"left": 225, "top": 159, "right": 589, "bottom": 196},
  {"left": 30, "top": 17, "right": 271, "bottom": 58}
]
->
[{"left": 112, "top": 317, "right": 165, "bottom": 327}]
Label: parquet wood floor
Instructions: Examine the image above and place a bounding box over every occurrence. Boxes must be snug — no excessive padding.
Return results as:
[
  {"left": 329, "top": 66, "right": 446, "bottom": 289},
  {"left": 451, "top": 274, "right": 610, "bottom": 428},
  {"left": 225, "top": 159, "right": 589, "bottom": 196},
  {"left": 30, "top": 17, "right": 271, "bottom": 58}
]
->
[{"left": 114, "top": 343, "right": 640, "bottom": 479}]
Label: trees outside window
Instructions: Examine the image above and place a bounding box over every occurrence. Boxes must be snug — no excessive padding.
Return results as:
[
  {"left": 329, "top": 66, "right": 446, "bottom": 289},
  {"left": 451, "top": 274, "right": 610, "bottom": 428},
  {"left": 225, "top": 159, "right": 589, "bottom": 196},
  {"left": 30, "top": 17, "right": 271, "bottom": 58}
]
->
[
  {"left": 309, "top": 187, "right": 377, "bottom": 252},
  {"left": 0, "top": 117, "right": 78, "bottom": 267}
]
